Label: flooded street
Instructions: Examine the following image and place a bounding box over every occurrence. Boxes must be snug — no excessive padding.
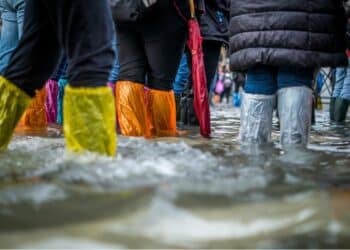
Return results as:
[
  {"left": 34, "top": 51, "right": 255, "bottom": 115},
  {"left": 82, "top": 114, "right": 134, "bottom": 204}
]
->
[{"left": 0, "top": 105, "right": 350, "bottom": 249}]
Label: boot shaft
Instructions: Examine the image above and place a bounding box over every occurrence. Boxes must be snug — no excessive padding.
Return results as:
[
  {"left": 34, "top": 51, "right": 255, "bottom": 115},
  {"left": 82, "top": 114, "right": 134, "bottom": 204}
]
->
[
  {"left": 239, "top": 92, "right": 276, "bottom": 144},
  {"left": 278, "top": 86, "right": 313, "bottom": 147}
]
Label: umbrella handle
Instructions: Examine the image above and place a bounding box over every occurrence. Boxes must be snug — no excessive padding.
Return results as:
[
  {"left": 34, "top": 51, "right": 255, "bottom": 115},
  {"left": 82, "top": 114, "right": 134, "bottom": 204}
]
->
[{"left": 189, "top": 0, "right": 195, "bottom": 18}]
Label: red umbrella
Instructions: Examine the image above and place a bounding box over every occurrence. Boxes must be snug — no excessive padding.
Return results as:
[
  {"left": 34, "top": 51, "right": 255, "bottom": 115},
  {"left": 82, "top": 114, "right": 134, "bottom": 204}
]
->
[{"left": 187, "top": 0, "right": 211, "bottom": 138}]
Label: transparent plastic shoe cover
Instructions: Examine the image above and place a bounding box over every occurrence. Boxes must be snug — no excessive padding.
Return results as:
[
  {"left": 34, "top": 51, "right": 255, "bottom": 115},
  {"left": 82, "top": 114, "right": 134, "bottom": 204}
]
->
[
  {"left": 0, "top": 76, "right": 31, "bottom": 151},
  {"left": 239, "top": 92, "right": 276, "bottom": 144},
  {"left": 63, "top": 85, "right": 117, "bottom": 156},
  {"left": 278, "top": 86, "right": 313, "bottom": 147}
]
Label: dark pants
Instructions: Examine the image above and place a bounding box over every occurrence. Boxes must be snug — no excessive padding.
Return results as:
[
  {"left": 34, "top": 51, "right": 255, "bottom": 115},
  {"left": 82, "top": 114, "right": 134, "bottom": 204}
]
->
[
  {"left": 116, "top": 1, "right": 187, "bottom": 91},
  {"left": 187, "top": 40, "right": 223, "bottom": 91},
  {"left": 220, "top": 86, "right": 232, "bottom": 103},
  {"left": 4, "top": 0, "right": 115, "bottom": 97},
  {"left": 50, "top": 53, "right": 67, "bottom": 81}
]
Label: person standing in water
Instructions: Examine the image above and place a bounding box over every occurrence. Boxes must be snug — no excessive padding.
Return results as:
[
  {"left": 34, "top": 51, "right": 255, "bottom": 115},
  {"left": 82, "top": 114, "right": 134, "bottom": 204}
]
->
[
  {"left": 0, "top": 0, "right": 117, "bottom": 156},
  {"left": 230, "top": 0, "right": 347, "bottom": 148}
]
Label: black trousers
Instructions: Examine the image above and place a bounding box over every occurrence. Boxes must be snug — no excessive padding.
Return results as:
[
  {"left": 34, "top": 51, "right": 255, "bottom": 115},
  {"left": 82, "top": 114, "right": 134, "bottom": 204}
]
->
[
  {"left": 187, "top": 40, "right": 223, "bottom": 91},
  {"left": 116, "top": 1, "right": 187, "bottom": 91},
  {"left": 4, "top": 0, "right": 115, "bottom": 97}
]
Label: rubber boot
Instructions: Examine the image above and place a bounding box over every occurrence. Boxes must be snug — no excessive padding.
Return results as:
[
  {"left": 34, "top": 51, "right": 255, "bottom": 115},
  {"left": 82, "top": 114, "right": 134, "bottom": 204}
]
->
[
  {"left": 16, "top": 87, "right": 47, "bottom": 131},
  {"left": 64, "top": 85, "right": 116, "bottom": 156},
  {"left": 329, "top": 97, "right": 336, "bottom": 121},
  {"left": 278, "top": 86, "right": 313, "bottom": 148},
  {"left": 145, "top": 88, "right": 177, "bottom": 138},
  {"left": 239, "top": 92, "right": 275, "bottom": 144},
  {"left": 115, "top": 81, "right": 147, "bottom": 137},
  {"left": 334, "top": 97, "right": 349, "bottom": 122},
  {"left": 0, "top": 76, "right": 31, "bottom": 152}
]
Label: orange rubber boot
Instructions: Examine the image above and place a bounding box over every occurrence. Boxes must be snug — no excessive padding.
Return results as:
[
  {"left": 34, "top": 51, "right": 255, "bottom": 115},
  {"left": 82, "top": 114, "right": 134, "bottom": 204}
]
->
[
  {"left": 144, "top": 88, "right": 177, "bottom": 138},
  {"left": 115, "top": 81, "right": 147, "bottom": 137}
]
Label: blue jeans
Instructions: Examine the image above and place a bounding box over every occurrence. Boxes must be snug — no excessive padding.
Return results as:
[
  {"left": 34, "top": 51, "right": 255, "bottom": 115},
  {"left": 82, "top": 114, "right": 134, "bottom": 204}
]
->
[
  {"left": 173, "top": 53, "right": 189, "bottom": 95},
  {"left": 333, "top": 59, "right": 350, "bottom": 100},
  {"left": 0, "top": 0, "right": 25, "bottom": 73},
  {"left": 245, "top": 66, "right": 314, "bottom": 95},
  {"left": 108, "top": 35, "right": 120, "bottom": 83}
]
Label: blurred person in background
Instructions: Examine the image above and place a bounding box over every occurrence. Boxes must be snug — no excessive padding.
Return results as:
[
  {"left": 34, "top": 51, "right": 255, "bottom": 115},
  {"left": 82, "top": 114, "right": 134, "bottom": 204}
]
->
[{"left": 330, "top": 0, "right": 350, "bottom": 122}]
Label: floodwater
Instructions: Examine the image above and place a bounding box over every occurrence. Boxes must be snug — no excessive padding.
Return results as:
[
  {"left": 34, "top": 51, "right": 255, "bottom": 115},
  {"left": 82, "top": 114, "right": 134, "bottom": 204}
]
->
[{"left": 0, "top": 105, "right": 349, "bottom": 249}]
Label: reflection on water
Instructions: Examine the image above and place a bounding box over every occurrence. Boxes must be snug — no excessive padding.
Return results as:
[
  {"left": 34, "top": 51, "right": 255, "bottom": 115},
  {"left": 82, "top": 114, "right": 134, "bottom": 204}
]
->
[{"left": 0, "top": 105, "right": 350, "bottom": 248}]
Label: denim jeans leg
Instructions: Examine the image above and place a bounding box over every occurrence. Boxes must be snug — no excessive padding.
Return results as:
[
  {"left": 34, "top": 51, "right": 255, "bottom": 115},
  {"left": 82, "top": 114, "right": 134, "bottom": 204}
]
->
[
  {"left": 340, "top": 65, "right": 350, "bottom": 100},
  {"left": 0, "top": 10, "right": 19, "bottom": 73},
  {"left": 173, "top": 53, "right": 189, "bottom": 95},
  {"left": 14, "top": 0, "right": 25, "bottom": 37},
  {"left": 333, "top": 67, "right": 346, "bottom": 98},
  {"left": 245, "top": 65, "right": 277, "bottom": 95},
  {"left": 277, "top": 66, "right": 314, "bottom": 90},
  {"left": 108, "top": 35, "right": 120, "bottom": 83}
]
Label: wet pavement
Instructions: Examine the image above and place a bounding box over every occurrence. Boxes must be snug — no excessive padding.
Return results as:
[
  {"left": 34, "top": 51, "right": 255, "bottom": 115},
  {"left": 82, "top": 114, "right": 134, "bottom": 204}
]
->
[{"left": 0, "top": 105, "right": 350, "bottom": 248}]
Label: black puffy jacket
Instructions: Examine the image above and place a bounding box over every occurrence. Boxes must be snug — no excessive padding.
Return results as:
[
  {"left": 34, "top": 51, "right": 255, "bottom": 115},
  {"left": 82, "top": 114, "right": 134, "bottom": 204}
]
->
[
  {"left": 199, "top": 0, "right": 230, "bottom": 44},
  {"left": 229, "top": 0, "right": 348, "bottom": 71}
]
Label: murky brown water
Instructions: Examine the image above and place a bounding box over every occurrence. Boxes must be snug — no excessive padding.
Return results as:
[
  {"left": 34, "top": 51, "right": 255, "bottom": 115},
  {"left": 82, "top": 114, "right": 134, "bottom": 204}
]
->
[{"left": 0, "top": 105, "right": 349, "bottom": 248}]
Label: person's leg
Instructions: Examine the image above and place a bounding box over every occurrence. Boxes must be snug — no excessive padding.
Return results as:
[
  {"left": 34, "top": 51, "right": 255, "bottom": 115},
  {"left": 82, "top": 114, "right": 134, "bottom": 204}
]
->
[
  {"left": 179, "top": 48, "right": 199, "bottom": 126},
  {"left": 225, "top": 87, "right": 231, "bottom": 104},
  {"left": 334, "top": 64, "right": 350, "bottom": 122},
  {"left": 233, "top": 78, "right": 241, "bottom": 107},
  {"left": 340, "top": 66, "right": 350, "bottom": 101},
  {"left": 42, "top": 0, "right": 115, "bottom": 87},
  {"left": 181, "top": 40, "right": 222, "bottom": 125},
  {"left": 173, "top": 53, "right": 189, "bottom": 122},
  {"left": 107, "top": 34, "right": 120, "bottom": 94},
  {"left": 330, "top": 67, "right": 346, "bottom": 121},
  {"left": 45, "top": 54, "right": 68, "bottom": 124},
  {"left": 143, "top": 3, "right": 187, "bottom": 137},
  {"left": 173, "top": 53, "right": 189, "bottom": 95},
  {"left": 42, "top": 0, "right": 117, "bottom": 156},
  {"left": 277, "top": 66, "right": 314, "bottom": 147},
  {"left": 202, "top": 40, "right": 223, "bottom": 91},
  {"left": 0, "top": 3, "right": 19, "bottom": 73},
  {"left": 333, "top": 67, "right": 345, "bottom": 98},
  {"left": 14, "top": 0, "right": 25, "bottom": 37},
  {"left": 108, "top": 28, "right": 119, "bottom": 84},
  {"left": 0, "top": 0, "right": 60, "bottom": 151},
  {"left": 115, "top": 24, "right": 148, "bottom": 137},
  {"left": 240, "top": 66, "right": 277, "bottom": 144},
  {"left": 4, "top": 0, "right": 60, "bottom": 96}
]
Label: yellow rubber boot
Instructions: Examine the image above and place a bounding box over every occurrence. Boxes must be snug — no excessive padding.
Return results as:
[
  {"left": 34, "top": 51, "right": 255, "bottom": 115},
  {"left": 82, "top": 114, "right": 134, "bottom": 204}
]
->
[
  {"left": 16, "top": 87, "right": 47, "bottom": 132},
  {"left": 115, "top": 81, "right": 147, "bottom": 137},
  {"left": 63, "top": 85, "right": 117, "bottom": 156},
  {"left": 145, "top": 88, "right": 177, "bottom": 138},
  {"left": 0, "top": 76, "right": 31, "bottom": 152}
]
